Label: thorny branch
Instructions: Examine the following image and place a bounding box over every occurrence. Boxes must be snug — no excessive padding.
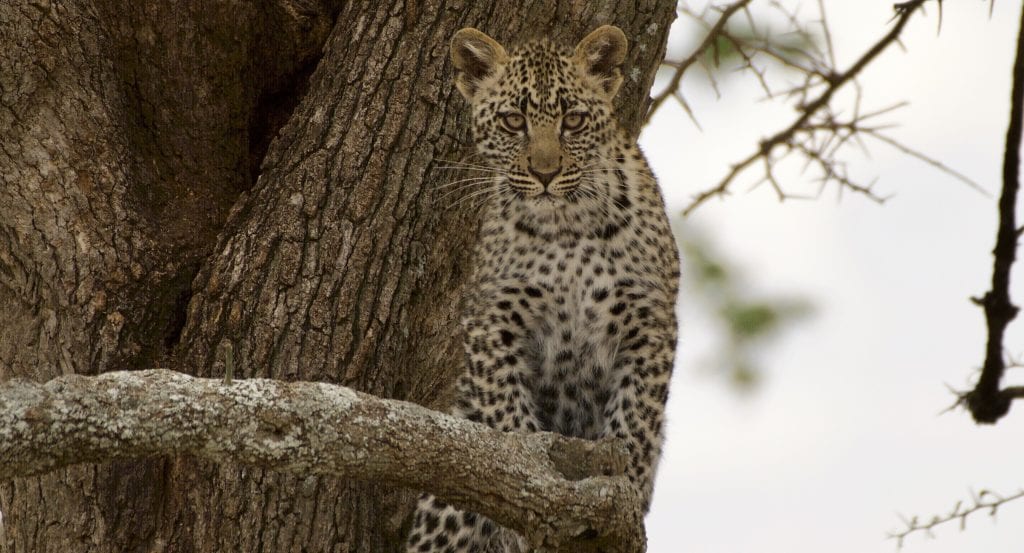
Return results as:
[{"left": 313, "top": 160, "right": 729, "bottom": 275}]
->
[
  {"left": 960, "top": 0, "right": 1024, "bottom": 424},
  {"left": 645, "top": 0, "right": 753, "bottom": 127},
  {"left": 888, "top": 488, "right": 1024, "bottom": 548},
  {"left": 648, "top": 0, "right": 980, "bottom": 216}
]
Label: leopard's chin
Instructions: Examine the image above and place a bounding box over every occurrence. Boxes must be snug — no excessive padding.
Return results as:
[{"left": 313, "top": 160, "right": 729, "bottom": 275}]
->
[{"left": 525, "top": 193, "right": 569, "bottom": 210}]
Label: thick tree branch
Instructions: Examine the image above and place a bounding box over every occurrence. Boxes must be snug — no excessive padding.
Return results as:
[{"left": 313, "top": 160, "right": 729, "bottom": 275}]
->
[
  {"left": 0, "top": 369, "right": 643, "bottom": 552},
  {"left": 965, "top": 0, "right": 1024, "bottom": 424}
]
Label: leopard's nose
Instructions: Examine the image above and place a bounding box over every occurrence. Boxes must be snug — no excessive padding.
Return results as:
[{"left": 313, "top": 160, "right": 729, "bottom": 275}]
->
[{"left": 528, "top": 165, "right": 561, "bottom": 186}]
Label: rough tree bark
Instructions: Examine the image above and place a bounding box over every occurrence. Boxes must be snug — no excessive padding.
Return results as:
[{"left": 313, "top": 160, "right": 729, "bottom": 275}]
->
[{"left": 0, "top": 1, "right": 675, "bottom": 551}]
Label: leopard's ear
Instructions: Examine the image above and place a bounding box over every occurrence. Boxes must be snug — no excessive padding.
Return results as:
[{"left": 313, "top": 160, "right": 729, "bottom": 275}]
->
[
  {"left": 574, "top": 25, "right": 628, "bottom": 98},
  {"left": 451, "top": 28, "right": 509, "bottom": 100}
]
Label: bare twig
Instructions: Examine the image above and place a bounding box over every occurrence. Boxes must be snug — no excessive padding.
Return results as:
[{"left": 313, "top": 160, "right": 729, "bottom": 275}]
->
[
  {"left": 965, "top": 0, "right": 1024, "bottom": 424},
  {"left": 816, "top": 0, "right": 837, "bottom": 68},
  {"left": 888, "top": 488, "right": 1024, "bottom": 548},
  {"left": 860, "top": 128, "right": 987, "bottom": 195}
]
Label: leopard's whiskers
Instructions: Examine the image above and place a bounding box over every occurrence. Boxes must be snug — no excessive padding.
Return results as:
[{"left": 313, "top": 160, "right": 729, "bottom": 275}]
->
[
  {"left": 445, "top": 185, "right": 503, "bottom": 211},
  {"left": 433, "top": 175, "right": 501, "bottom": 191}
]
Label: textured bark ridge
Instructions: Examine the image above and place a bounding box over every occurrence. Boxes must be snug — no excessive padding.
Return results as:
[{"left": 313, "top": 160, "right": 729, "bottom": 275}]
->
[
  {"left": 0, "top": 370, "right": 643, "bottom": 552},
  {"left": 0, "top": 0, "right": 335, "bottom": 380},
  {"left": 0, "top": 0, "right": 675, "bottom": 551}
]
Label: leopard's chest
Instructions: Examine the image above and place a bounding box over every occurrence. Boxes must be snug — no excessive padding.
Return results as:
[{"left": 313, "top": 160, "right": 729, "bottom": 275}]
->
[{"left": 473, "top": 234, "right": 637, "bottom": 437}]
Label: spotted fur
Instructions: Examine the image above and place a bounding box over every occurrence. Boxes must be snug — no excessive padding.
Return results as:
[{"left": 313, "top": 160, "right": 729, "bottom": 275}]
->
[{"left": 407, "top": 26, "right": 680, "bottom": 553}]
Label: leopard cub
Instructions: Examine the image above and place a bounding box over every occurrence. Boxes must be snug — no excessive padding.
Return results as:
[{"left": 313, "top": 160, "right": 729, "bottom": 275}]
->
[{"left": 407, "top": 25, "right": 680, "bottom": 553}]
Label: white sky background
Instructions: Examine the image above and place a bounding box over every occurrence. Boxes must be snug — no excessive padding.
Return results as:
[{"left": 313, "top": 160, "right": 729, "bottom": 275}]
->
[{"left": 642, "top": 1, "right": 1024, "bottom": 552}]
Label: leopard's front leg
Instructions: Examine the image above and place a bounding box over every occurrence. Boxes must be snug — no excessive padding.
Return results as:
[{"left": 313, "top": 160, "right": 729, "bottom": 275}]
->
[
  {"left": 600, "top": 288, "right": 677, "bottom": 508},
  {"left": 406, "top": 285, "right": 542, "bottom": 553}
]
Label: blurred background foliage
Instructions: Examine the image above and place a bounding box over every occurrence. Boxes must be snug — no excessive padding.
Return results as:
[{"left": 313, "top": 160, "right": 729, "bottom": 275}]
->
[{"left": 672, "top": 219, "right": 814, "bottom": 392}]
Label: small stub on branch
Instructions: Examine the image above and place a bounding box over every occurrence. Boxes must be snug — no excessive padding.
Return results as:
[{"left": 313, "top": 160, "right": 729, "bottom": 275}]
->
[
  {"left": 547, "top": 436, "right": 628, "bottom": 481},
  {"left": 220, "top": 339, "right": 235, "bottom": 384}
]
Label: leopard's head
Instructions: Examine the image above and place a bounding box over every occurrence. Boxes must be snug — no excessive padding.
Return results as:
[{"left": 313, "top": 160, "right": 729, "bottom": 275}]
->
[{"left": 450, "top": 26, "right": 627, "bottom": 207}]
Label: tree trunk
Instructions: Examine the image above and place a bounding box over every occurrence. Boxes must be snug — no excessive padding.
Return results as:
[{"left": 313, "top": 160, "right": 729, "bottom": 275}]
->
[{"left": 0, "top": 0, "right": 675, "bottom": 551}]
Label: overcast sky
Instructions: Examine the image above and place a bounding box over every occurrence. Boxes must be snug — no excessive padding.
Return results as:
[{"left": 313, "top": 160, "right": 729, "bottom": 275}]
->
[{"left": 641, "top": 2, "right": 1024, "bottom": 552}]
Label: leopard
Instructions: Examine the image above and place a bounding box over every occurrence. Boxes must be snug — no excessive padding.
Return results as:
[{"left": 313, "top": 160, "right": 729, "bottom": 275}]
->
[{"left": 406, "top": 25, "right": 680, "bottom": 553}]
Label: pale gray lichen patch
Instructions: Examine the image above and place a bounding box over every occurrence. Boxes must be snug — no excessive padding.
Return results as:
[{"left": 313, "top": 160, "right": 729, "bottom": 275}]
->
[
  {"left": 258, "top": 426, "right": 305, "bottom": 460},
  {"left": 314, "top": 381, "right": 360, "bottom": 408},
  {"left": 219, "top": 377, "right": 285, "bottom": 410}
]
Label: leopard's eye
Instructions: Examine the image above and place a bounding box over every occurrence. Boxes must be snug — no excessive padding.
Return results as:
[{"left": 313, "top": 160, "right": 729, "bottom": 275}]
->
[
  {"left": 501, "top": 112, "right": 526, "bottom": 132},
  {"left": 562, "top": 112, "right": 586, "bottom": 131}
]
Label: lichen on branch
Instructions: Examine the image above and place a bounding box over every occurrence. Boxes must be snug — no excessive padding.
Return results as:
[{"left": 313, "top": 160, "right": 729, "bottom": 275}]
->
[{"left": 0, "top": 369, "right": 645, "bottom": 552}]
